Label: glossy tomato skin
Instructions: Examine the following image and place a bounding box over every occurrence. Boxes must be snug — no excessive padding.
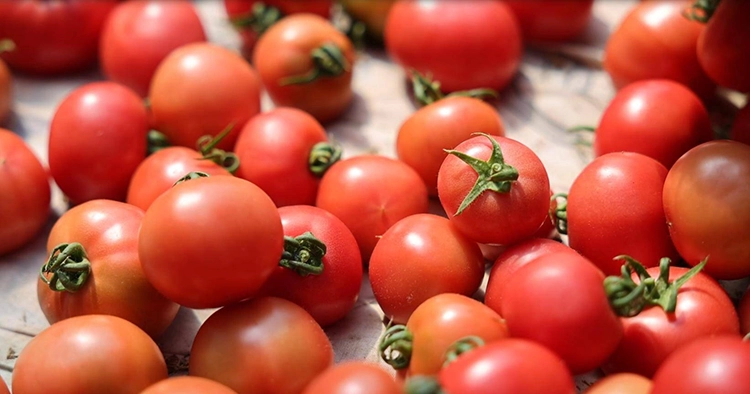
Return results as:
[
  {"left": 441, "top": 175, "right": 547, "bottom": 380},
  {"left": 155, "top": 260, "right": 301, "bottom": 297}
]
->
[
  {"left": 396, "top": 96, "right": 505, "bottom": 196},
  {"left": 138, "top": 176, "right": 283, "bottom": 309},
  {"left": 385, "top": 0, "right": 522, "bottom": 93},
  {"left": 234, "top": 108, "right": 330, "bottom": 207},
  {"left": 149, "top": 43, "right": 262, "bottom": 151},
  {"left": 586, "top": 373, "right": 652, "bottom": 394},
  {"left": 141, "top": 376, "right": 238, "bottom": 394},
  {"left": 302, "top": 362, "right": 402, "bottom": 394},
  {"left": 369, "top": 214, "right": 485, "bottom": 324},
  {"left": 12, "top": 315, "right": 167, "bottom": 394},
  {"left": 603, "top": 266, "right": 739, "bottom": 377},
  {"left": 594, "top": 80, "right": 713, "bottom": 168},
  {"left": 100, "top": 0, "right": 207, "bottom": 97},
  {"left": 698, "top": 0, "right": 750, "bottom": 92},
  {"left": 189, "top": 297, "right": 334, "bottom": 394},
  {"left": 506, "top": 0, "right": 594, "bottom": 43},
  {"left": 0, "top": 129, "right": 50, "bottom": 256},
  {"left": 0, "top": 58, "right": 10, "bottom": 124},
  {"left": 49, "top": 82, "right": 148, "bottom": 205},
  {"left": 316, "top": 155, "right": 429, "bottom": 262},
  {"left": 253, "top": 15, "right": 355, "bottom": 123},
  {"left": 663, "top": 140, "right": 750, "bottom": 279},
  {"left": 731, "top": 104, "right": 750, "bottom": 145},
  {"left": 0, "top": 1, "right": 117, "bottom": 75}
]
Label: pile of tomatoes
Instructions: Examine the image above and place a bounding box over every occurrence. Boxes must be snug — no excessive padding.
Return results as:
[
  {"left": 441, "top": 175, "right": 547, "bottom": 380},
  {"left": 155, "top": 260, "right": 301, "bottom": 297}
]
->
[{"left": 1, "top": 0, "right": 749, "bottom": 393}]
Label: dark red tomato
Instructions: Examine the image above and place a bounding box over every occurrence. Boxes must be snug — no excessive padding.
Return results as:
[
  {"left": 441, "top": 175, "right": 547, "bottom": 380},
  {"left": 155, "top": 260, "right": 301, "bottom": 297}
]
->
[
  {"left": 0, "top": 1, "right": 116, "bottom": 75},
  {"left": 369, "top": 214, "right": 485, "bottom": 324},
  {"left": 49, "top": 81, "right": 148, "bottom": 205},
  {"left": 141, "top": 376, "right": 238, "bottom": 394},
  {"left": 234, "top": 108, "right": 335, "bottom": 207},
  {"left": 100, "top": 0, "right": 206, "bottom": 97},
  {"left": 0, "top": 45, "right": 10, "bottom": 124},
  {"left": 12, "top": 315, "right": 167, "bottom": 394},
  {"left": 603, "top": 266, "right": 739, "bottom": 377},
  {"left": 663, "top": 141, "right": 750, "bottom": 279},
  {"left": 651, "top": 336, "right": 750, "bottom": 394},
  {"left": 506, "top": 0, "right": 594, "bottom": 43},
  {"left": 189, "top": 297, "right": 334, "bottom": 394},
  {"left": 698, "top": 0, "right": 750, "bottom": 92},
  {"left": 594, "top": 80, "right": 713, "bottom": 168},
  {"left": 37, "top": 200, "right": 179, "bottom": 338},
  {"left": 603, "top": 1, "right": 715, "bottom": 97},
  {"left": 385, "top": 0, "right": 522, "bottom": 93},
  {"left": 396, "top": 96, "right": 505, "bottom": 196},
  {"left": 0, "top": 129, "right": 50, "bottom": 256},
  {"left": 302, "top": 362, "right": 402, "bottom": 394},
  {"left": 586, "top": 373, "right": 652, "bottom": 394},
  {"left": 501, "top": 252, "right": 623, "bottom": 374},
  {"left": 316, "top": 155, "right": 429, "bottom": 262},
  {"left": 149, "top": 43, "right": 262, "bottom": 151},
  {"left": 730, "top": 104, "right": 750, "bottom": 145},
  {"left": 138, "top": 176, "right": 283, "bottom": 309},
  {"left": 257, "top": 205, "right": 362, "bottom": 327},
  {"left": 740, "top": 286, "right": 750, "bottom": 335},
  {"left": 437, "top": 134, "right": 551, "bottom": 246}
]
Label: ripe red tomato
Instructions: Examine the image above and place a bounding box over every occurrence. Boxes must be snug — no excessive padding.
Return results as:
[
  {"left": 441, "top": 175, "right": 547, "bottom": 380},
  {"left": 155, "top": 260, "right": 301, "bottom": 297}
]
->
[
  {"left": 149, "top": 43, "right": 262, "bottom": 151},
  {"left": 0, "top": 0, "right": 117, "bottom": 75},
  {"left": 253, "top": 14, "right": 355, "bottom": 123},
  {"left": 12, "top": 315, "right": 167, "bottom": 394},
  {"left": 506, "top": 0, "right": 594, "bottom": 43},
  {"left": 49, "top": 81, "right": 148, "bottom": 205},
  {"left": 663, "top": 140, "right": 750, "bottom": 279},
  {"left": 396, "top": 96, "right": 505, "bottom": 196},
  {"left": 100, "top": 0, "right": 207, "bottom": 97},
  {"left": 0, "top": 129, "right": 50, "bottom": 256},
  {"left": 141, "top": 376, "right": 238, "bottom": 394},
  {"left": 138, "top": 175, "right": 283, "bottom": 309},
  {"left": 586, "top": 373, "right": 652, "bottom": 394},
  {"left": 697, "top": 0, "right": 750, "bottom": 92},
  {"left": 730, "top": 104, "right": 750, "bottom": 145},
  {"left": 593, "top": 80, "right": 713, "bottom": 168},
  {"left": 302, "top": 362, "right": 402, "bottom": 394},
  {"left": 385, "top": 0, "right": 522, "bottom": 93},
  {"left": 189, "top": 297, "right": 334, "bottom": 394}
]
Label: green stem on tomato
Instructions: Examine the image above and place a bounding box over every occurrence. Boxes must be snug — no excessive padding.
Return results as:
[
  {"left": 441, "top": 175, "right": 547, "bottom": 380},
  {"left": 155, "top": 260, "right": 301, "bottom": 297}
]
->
[
  {"left": 280, "top": 232, "right": 326, "bottom": 276},
  {"left": 411, "top": 70, "right": 499, "bottom": 107},
  {"left": 39, "top": 243, "right": 92, "bottom": 292},
  {"left": 378, "top": 324, "right": 414, "bottom": 370},
  {"left": 230, "top": 2, "right": 283, "bottom": 34},
  {"left": 195, "top": 123, "right": 240, "bottom": 174},
  {"left": 551, "top": 193, "right": 569, "bottom": 235},
  {"left": 173, "top": 171, "right": 210, "bottom": 186},
  {"left": 683, "top": 0, "right": 722, "bottom": 23},
  {"left": 279, "top": 43, "right": 350, "bottom": 85},
  {"left": 442, "top": 336, "right": 485, "bottom": 367},
  {"left": 404, "top": 375, "right": 446, "bottom": 394},
  {"left": 309, "top": 141, "right": 343, "bottom": 177},
  {"left": 147, "top": 130, "right": 171, "bottom": 156}
]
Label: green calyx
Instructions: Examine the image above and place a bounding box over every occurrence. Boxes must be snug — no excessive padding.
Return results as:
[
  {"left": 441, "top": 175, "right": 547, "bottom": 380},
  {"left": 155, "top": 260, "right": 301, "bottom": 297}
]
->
[
  {"left": 147, "top": 130, "right": 171, "bottom": 156},
  {"left": 378, "top": 324, "right": 414, "bottom": 370},
  {"left": 230, "top": 2, "right": 283, "bottom": 35},
  {"left": 309, "top": 141, "right": 343, "bottom": 177},
  {"left": 280, "top": 231, "right": 326, "bottom": 276},
  {"left": 39, "top": 243, "right": 92, "bottom": 292},
  {"left": 443, "top": 336, "right": 485, "bottom": 367},
  {"left": 280, "top": 43, "right": 350, "bottom": 86},
  {"left": 173, "top": 171, "right": 210, "bottom": 186},
  {"left": 551, "top": 193, "right": 569, "bottom": 235},
  {"left": 196, "top": 123, "right": 240, "bottom": 174},
  {"left": 411, "top": 70, "right": 498, "bottom": 107},
  {"left": 404, "top": 376, "right": 446, "bottom": 394},
  {"left": 684, "top": 0, "right": 721, "bottom": 23},
  {"left": 0, "top": 39, "right": 15, "bottom": 54}
]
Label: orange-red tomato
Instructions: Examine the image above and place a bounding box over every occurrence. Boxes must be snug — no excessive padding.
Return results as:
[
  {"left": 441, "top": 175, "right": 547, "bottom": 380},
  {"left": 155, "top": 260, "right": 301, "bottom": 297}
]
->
[
  {"left": 140, "top": 376, "right": 238, "bottom": 394},
  {"left": 302, "top": 362, "right": 402, "bottom": 394}
]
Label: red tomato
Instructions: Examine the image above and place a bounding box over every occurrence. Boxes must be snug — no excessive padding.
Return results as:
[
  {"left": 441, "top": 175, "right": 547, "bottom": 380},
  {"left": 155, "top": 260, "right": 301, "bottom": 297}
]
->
[
  {"left": 149, "top": 43, "right": 262, "bottom": 151},
  {"left": 189, "top": 297, "right": 334, "bottom": 394},
  {"left": 141, "top": 376, "right": 238, "bottom": 394},
  {"left": 740, "top": 286, "right": 750, "bottom": 335},
  {"left": 662, "top": 140, "right": 750, "bottom": 279},
  {"left": 316, "top": 154, "right": 429, "bottom": 262},
  {"left": 138, "top": 175, "right": 283, "bottom": 309},
  {"left": 302, "top": 362, "right": 402, "bottom": 394},
  {"left": 48, "top": 82, "right": 148, "bottom": 205},
  {"left": 730, "top": 104, "right": 750, "bottom": 145},
  {"left": 0, "top": 0, "right": 117, "bottom": 75},
  {"left": 586, "top": 373, "right": 652, "bottom": 394},
  {"left": 37, "top": 200, "right": 179, "bottom": 338},
  {"left": 253, "top": 14, "right": 355, "bottom": 123},
  {"left": 0, "top": 43, "right": 10, "bottom": 124},
  {"left": 506, "top": 0, "right": 594, "bottom": 43},
  {"left": 385, "top": 0, "right": 522, "bottom": 93},
  {"left": 100, "top": 0, "right": 207, "bottom": 97},
  {"left": 0, "top": 129, "right": 50, "bottom": 256},
  {"left": 0, "top": 377, "right": 7, "bottom": 394},
  {"left": 697, "top": 0, "right": 750, "bottom": 92},
  {"left": 603, "top": 1, "right": 715, "bottom": 97},
  {"left": 396, "top": 96, "right": 505, "bottom": 196},
  {"left": 12, "top": 315, "right": 166, "bottom": 394},
  {"left": 594, "top": 80, "right": 713, "bottom": 168},
  {"left": 369, "top": 214, "right": 485, "bottom": 324},
  {"left": 437, "top": 134, "right": 551, "bottom": 246}
]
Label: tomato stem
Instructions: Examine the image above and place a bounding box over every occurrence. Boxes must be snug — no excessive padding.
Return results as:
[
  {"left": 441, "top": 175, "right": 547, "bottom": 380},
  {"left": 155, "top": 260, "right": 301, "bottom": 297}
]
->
[
  {"left": 39, "top": 243, "right": 92, "bottom": 292},
  {"left": 147, "top": 130, "right": 171, "bottom": 156},
  {"left": 684, "top": 0, "right": 721, "bottom": 23},
  {"left": 443, "top": 336, "right": 485, "bottom": 367},
  {"left": 309, "top": 141, "right": 343, "bottom": 177},
  {"left": 173, "top": 171, "right": 210, "bottom": 186},
  {"left": 230, "top": 2, "right": 283, "bottom": 34},
  {"left": 378, "top": 324, "right": 414, "bottom": 370},
  {"left": 0, "top": 39, "right": 15, "bottom": 54},
  {"left": 404, "top": 376, "right": 445, "bottom": 394},
  {"left": 280, "top": 232, "right": 326, "bottom": 276},
  {"left": 411, "top": 70, "right": 498, "bottom": 107},
  {"left": 551, "top": 193, "right": 569, "bottom": 235},
  {"left": 280, "top": 43, "right": 350, "bottom": 85},
  {"left": 196, "top": 123, "right": 240, "bottom": 174}
]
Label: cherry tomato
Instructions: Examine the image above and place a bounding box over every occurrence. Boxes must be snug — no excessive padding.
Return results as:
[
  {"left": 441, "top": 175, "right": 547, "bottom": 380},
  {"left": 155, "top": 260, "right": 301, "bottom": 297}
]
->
[
  {"left": 12, "top": 315, "right": 167, "bottom": 394},
  {"left": 506, "top": 0, "right": 594, "bottom": 43},
  {"left": 189, "top": 297, "right": 334, "bottom": 394},
  {"left": 586, "top": 373, "right": 652, "bottom": 394},
  {"left": 302, "top": 362, "right": 402, "bottom": 394},
  {"left": 100, "top": 0, "right": 207, "bottom": 97},
  {"left": 340, "top": 0, "right": 396, "bottom": 41},
  {"left": 697, "top": 0, "right": 750, "bottom": 92},
  {"left": 48, "top": 82, "right": 148, "bottom": 205},
  {"left": 141, "top": 376, "right": 238, "bottom": 394},
  {"left": 730, "top": 104, "right": 750, "bottom": 145},
  {"left": 0, "top": 129, "right": 50, "bottom": 256}
]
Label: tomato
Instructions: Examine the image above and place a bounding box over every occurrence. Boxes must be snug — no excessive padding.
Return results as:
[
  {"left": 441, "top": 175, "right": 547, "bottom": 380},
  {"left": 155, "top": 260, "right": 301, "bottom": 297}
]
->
[
  {"left": 234, "top": 108, "right": 338, "bottom": 207},
  {"left": 651, "top": 336, "right": 750, "bottom": 394},
  {"left": 257, "top": 205, "right": 362, "bottom": 327},
  {"left": 12, "top": 315, "right": 166, "bottom": 394},
  {"left": 253, "top": 14, "right": 355, "bottom": 123},
  {"left": 603, "top": 1, "right": 715, "bottom": 97},
  {"left": 586, "top": 373, "right": 652, "bottom": 394},
  {"left": 697, "top": 0, "right": 750, "bottom": 92},
  {"left": 49, "top": 82, "right": 148, "bottom": 205},
  {"left": 740, "top": 286, "right": 750, "bottom": 335},
  {"left": 0, "top": 41, "right": 11, "bottom": 124},
  {"left": 506, "top": 0, "right": 594, "bottom": 43},
  {"left": 663, "top": 140, "right": 750, "bottom": 279},
  {"left": 730, "top": 104, "right": 750, "bottom": 145},
  {"left": 149, "top": 42, "right": 262, "bottom": 151},
  {"left": 396, "top": 96, "right": 505, "bottom": 196},
  {"left": 100, "top": 0, "right": 207, "bottom": 97},
  {"left": 0, "top": 377, "right": 7, "bottom": 394},
  {"left": 189, "top": 297, "right": 334, "bottom": 394},
  {"left": 593, "top": 80, "right": 713, "bottom": 168},
  {"left": 138, "top": 175, "right": 283, "bottom": 309},
  {"left": 0, "top": 129, "right": 50, "bottom": 256},
  {"left": 340, "top": 0, "right": 396, "bottom": 41},
  {"left": 316, "top": 154, "right": 429, "bottom": 262},
  {"left": 437, "top": 133, "right": 551, "bottom": 246},
  {"left": 302, "top": 362, "right": 402, "bottom": 394},
  {"left": 141, "top": 376, "right": 238, "bottom": 394}
]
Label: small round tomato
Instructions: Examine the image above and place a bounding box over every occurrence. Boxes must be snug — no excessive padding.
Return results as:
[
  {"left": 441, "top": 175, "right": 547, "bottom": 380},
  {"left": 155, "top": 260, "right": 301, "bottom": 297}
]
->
[
  {"left": 12, "top": 315, "right": 167, "bottom": 394},
  {"left": 730, "top": 104, "right": 750, "bottom": 145},
  {"left": 0, "top": 129, "right": 50, "bottom": 256},
  {"left": 506, "top": 0, "right": 594, "bottom": 43},
  {"left": 189, "top": 297, "right": 334, "bottom": 394},
  {"left": 586, "top": 373, "right": 652, "bottom": 394},
  {"left": 697, "top": 0, "right": 750, "bottom": 92},
  {"left": 302, "top": 362, "right": 402, "bottom": 394},
  {"left": 141, "top": 376, "right": 238, "bottom": 394},
  {"left": 396, "top": 96, "right": 505, "bottom": 196},
  {"left": 100, "top": 0, "right": 207, "bottom": 97}
]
